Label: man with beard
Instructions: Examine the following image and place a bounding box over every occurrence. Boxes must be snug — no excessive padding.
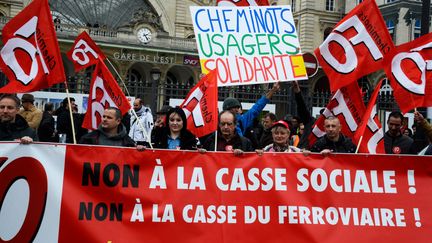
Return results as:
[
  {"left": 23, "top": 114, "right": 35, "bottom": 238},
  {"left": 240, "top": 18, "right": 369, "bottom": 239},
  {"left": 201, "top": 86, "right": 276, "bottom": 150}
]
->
[
  {"left": 0, "top": 94, "right": 37, "bottom": 143},
  {"left": 384, "top": 111, "right": 414, "bottom": 154},
  {"left": 129, "top": 98, "right": 153, "bottom": 145}
]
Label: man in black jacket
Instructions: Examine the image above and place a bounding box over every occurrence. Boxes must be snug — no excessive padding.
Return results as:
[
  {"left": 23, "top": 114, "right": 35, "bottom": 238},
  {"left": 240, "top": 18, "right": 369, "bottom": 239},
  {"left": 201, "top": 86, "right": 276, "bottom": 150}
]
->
[
  {"left": 203, "top": 110, "right": 254, "bottom": 155},
  {"left": 79, "top": 107, "right": 135, "bottom": 147},
  {"left": 384, "top": 111, "right": 414, "bottom": 154},
  {"left": 38, "top": 103, "right": 56, "bottom": 142},
  {"left": 0, "top": 94, "right": 37, "bottom": 143},
  {"left": 310, "top": 116, "right": 356, "bottom": 155}
]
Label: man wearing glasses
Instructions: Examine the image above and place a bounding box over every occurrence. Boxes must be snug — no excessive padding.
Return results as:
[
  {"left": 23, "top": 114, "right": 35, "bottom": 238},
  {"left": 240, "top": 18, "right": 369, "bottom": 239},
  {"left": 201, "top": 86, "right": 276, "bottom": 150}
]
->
[{"left": 202, "top": 110, "right": 254, "bottom": 155}]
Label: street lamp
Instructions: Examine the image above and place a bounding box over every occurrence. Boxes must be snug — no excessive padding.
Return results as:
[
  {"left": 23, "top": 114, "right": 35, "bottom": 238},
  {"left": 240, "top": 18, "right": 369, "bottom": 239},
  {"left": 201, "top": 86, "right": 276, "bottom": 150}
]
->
[{"left": 150, "top": 67, "right": 161, "bottom": 114}]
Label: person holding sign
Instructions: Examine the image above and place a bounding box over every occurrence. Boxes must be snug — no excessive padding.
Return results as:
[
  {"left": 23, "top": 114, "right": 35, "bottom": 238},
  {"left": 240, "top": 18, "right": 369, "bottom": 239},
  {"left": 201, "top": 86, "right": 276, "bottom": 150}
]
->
[
  {"left": 256, "top": 120, "right": 301, "bottom": 155},
  {"left": 202, "top": 110, "right": 254, "bottom": 155},
  {"left": 222, "top": 82, "right": 280, "bottom": 138},
  {"left": 310, "top": 116, "right": 356, "bottom": 155},
  {"left": 152, "top": 107, "right": 197, "bottom": 150}
]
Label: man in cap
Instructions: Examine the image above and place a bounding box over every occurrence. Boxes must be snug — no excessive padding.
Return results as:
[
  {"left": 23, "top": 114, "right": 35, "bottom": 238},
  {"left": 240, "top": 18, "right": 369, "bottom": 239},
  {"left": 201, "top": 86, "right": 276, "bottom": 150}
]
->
[
  {"left": 0, "top": 94, "right": 37, "bottom": 143},
  {"left": 19, "top": 93, "right": 42, "bottom": 130},
  {"left": 222, "top": 82, "right": 280, "bottom": 137}
]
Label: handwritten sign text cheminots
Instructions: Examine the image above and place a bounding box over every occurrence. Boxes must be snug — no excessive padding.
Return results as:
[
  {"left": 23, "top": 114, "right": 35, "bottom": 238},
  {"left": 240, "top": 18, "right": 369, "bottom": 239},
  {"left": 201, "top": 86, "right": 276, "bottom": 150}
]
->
[{"left": 191, "top": 6, "right": 307, "bottom": 86}]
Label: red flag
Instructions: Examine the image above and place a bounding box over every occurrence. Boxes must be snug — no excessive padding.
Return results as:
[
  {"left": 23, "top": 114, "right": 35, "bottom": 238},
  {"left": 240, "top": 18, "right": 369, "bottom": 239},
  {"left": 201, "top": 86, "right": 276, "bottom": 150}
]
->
[
  {"left": 383, "top": 32, "right": 432, "bottom": 113},
  {"left": 309, "top": 82, "right": 366, "bottom": 147},
  {"left": 82, "top": 60, "right": 131, "bottom": 130},
  {"left": 314, "top": 0, "right": 394, "bottom": 92},
  {"left": 67, "top": 31, "right": 106, "bottom": 72},
  {"left": 353, "top": 80, "right": 385, "bottom": 154},
  {"left": 0, "top": 0, "right": 65, "bottom": 93},
  {"left": 180, "top": 70, "right": 218, "bottom": 137},
  {"left": 217, "top": 0, "right": 269, "bottom": 6}
]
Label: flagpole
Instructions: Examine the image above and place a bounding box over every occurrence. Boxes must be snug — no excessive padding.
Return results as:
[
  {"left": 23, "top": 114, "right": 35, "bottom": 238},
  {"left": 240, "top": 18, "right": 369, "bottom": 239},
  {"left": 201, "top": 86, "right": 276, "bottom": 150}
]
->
[
  {"left": 105, "top": 58, "right": 153, "bottom": 149},
  {"left": 64, "top": 82, "right": 77, "bottom": 144},
  {"left": 214, "top": 130, "right": 218, "bottom": 152},
  {"left": 355, "top": 135, "right": 363, "bottom": 154}
]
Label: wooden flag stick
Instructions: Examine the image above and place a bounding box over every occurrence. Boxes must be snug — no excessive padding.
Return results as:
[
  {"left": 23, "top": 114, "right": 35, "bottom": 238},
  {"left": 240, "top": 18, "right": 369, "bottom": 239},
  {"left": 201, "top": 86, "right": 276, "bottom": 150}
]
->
[
  {"left": 355, "top": 135, "right": 363, "bottom": 154},
  {"left": 106, "top": 58, "right": 153, "bottom": 149}
]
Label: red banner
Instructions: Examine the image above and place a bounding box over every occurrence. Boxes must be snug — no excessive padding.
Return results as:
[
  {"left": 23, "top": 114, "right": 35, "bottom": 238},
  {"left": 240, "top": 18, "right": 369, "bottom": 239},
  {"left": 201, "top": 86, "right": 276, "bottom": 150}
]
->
[
  {"left": 67, "top": 31, "right": 106, "bottom": 72},
  {"left": 1, "top": 143, "right": 431, "bottom": 242},
  {"left": 383, "top": 32, "right": 432, "bottom": 113},
  {"left": 0, "top": 0, "right": 66, "bottom": 93},
  {"left": 180, "top": 70, "right": 218, "bottom": 137},
  {"left": 217, "top": 0, "right": 269, "bottom": 6},
  {"left": 314, "top": 0, "right": 394, "bottom": 92},
  {"left": 82, "top": 61, "right": 131, "bottom": 130}
]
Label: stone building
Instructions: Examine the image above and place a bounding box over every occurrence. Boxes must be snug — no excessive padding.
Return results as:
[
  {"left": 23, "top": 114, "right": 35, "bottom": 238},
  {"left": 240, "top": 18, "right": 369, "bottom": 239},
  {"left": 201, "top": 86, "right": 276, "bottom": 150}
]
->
[{"left": 0, "top": 0, "right": 430, "bottom": 117}]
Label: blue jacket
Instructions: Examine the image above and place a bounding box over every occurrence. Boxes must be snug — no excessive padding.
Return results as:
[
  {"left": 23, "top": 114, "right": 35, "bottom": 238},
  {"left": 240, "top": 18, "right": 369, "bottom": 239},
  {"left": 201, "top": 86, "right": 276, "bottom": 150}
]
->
[{"left": 236, "top": 95, "right": 269, "bottom": 136}]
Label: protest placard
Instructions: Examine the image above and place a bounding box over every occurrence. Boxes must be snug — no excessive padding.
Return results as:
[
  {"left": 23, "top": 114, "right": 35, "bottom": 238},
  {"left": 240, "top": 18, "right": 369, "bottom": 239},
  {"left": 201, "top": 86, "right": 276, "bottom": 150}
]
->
[{"left": 191, "top": 6, "right": 307, "bottom": 86}]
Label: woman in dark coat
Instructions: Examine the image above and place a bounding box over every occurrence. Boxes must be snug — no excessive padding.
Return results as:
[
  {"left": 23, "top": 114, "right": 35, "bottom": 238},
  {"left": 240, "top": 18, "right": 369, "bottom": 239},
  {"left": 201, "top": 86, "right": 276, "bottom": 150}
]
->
[{"left": 152, "top": 107, "right": 197, "bottom": 150}]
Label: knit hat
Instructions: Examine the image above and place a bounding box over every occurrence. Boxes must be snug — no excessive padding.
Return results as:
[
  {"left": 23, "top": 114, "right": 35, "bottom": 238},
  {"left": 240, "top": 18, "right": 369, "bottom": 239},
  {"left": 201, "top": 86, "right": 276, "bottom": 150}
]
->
[
  {"left": 223, "top": 97, "right": 241, "bottom": 110},
  {"left": 21, "top": 94, "right": 35, "bottom": 103}
]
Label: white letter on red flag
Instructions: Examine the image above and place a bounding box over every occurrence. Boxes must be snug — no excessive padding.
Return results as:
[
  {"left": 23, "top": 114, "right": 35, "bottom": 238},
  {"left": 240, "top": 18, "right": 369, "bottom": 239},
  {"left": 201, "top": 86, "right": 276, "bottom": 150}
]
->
[
  {"left": 82, "top": 61, "right": 131, "bottom": 130},
  {"left": 0, "top": 0, "right": 65, "bottom": 93},
  {"left": 384, "top": 32, "right": 432, "bottom": 113},
  {"left": 314, "top": 0, "right": 394, "bottom": 92},
  {"left": 67, "top": 31, "right": 106, "bottom": 72},
  {"left": 180, "top": 70, "right": 219, "bottom": 137}
]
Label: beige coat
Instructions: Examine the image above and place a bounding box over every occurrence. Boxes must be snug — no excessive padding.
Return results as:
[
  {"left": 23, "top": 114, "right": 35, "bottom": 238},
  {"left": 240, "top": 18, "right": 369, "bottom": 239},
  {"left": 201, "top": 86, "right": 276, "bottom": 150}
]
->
[{"left": 19, "top": 106, "right": 43, "bottom": 130}]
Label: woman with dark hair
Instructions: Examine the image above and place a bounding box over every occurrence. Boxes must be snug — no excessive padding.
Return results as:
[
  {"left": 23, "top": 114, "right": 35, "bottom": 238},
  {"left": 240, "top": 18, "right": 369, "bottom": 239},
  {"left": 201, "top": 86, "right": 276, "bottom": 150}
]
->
[{"left": 152, "top": 107, "right": 197, "bottom": 150}]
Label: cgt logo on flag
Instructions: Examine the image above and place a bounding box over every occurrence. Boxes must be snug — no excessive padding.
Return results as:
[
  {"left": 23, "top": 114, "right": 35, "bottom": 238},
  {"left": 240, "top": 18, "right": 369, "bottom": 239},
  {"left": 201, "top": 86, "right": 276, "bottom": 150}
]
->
[{"left": 0, "top": 0, "right": 65, "bottom": 93}]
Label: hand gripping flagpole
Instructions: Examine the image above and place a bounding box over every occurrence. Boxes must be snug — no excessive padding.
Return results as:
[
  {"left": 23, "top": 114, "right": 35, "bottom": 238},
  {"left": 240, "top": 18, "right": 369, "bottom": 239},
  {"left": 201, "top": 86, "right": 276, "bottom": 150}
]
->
[
  {"left": 63, "top": 81, "right": 77, "bottom": 144},
  {"left": 105, "top": 58, "right": 154, "bottom": 149}
]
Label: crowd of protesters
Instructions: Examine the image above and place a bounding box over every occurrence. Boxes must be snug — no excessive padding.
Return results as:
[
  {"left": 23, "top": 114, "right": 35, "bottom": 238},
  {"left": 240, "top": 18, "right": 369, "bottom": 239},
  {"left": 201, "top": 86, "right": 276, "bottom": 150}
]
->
[{"left": 1, "top": 87, "right": 431, "bottom": 156}]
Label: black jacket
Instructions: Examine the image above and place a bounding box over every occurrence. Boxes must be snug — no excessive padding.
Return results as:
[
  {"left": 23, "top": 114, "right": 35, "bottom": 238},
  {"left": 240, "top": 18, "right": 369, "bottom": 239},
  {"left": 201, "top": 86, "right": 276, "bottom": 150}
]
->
[
  {"left": 152, "top": 127, "right": 197, "bottom": 150},
  {"left": 79, "top": 124, "right": 135, "bottom": 147},
  {"left": 0, "top": 114, "right": 38, "bottom": 141},
  {"left": 203, "top": 132, "right": 254, "bottom": 152},
  {"left": 38, "top": 111, "right": 55, "bottom": 142},
  {"left": 384, "top": 132, "right": 414, "bottom": 154},
  {"left": 310, "top": 134, "right": 356, "bottom": 153}
]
